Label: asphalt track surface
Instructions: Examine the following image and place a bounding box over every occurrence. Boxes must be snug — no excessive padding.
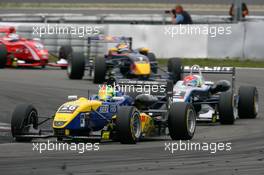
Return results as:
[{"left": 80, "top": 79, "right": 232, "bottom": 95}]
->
[{"left": 0, "top": 68, "right": 263, "bottom": 174}]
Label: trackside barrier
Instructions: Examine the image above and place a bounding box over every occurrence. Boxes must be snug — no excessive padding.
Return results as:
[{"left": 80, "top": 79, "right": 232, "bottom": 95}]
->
[
  {"left": 0, "top": 22, "right": 263, "bottom": 59},
  {"left": 107, "top": 22, "right": 264, "bottom": 59},
  {"left": 1, "top": 14, "right": 263, "bottom": 24},
  {"left": 0, "top": 14, "right": 235, "bottom": 24}
]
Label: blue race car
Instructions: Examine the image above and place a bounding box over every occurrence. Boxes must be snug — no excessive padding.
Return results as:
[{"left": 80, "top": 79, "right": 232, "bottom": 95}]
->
[{"left": 11, "top": 79, "right": 196, "bottom": 144}]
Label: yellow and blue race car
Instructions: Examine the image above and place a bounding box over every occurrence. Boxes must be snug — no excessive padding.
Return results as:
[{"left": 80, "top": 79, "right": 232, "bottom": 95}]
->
[
  {"left": 67, "top": 35, "right": 182, "bottom": 84},
  {"left": 11, "top": 79, "right": 196, "bottom": 144}
]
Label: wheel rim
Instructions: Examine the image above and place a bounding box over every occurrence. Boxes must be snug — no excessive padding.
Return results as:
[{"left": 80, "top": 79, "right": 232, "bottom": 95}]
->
[
  {"left": 26, "top": 110, "right": 37, "bottom": 129},
  {"left": 131, "top": 112, "right": 141, "bottom": 139},
  {"left": 254, "top": 91, "right": 259, "bottom": 114},
  {"left": 233, "top": 96, "right": 238, "bottom": 119},
  {"left": 187, "top": 109, "right": 196, "bottom": 135},
  {"left": 67, "top": 60, "right": 72, "bottom": 75}
]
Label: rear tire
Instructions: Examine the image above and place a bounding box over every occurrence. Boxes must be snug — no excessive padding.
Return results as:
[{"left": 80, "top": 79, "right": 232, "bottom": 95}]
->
[
  {"left": 59, "top": 45, "right": 73, "bottom": 60},
  {"left": 218, "top": 91, "right": 236, "bottom": 125},
  {"left": 238, "top": 86, "right": 258, "bottom": 119},
  {"left": 116, "top": 106, "right": 141, "bottom": 144},
  {"left": 0, "top": 44, "right": 8, "bottom": 68},
  {"left": 11, "top": 104, "right": 38, "bottom": 142},
  {"left": 168, "top": 103, "right": 196, "bottom": 140},
  {"left": 93, "top": 57, "right": 107, "bottom": 84},
  {"left": 67, "top": 52, "right": 85, "bottom": 79},
  {"left": 147, "top": 52, "right": 158, "bottom": 74},
  {"left": 167, "top": 58, "right": 182, "bottom": 83}
]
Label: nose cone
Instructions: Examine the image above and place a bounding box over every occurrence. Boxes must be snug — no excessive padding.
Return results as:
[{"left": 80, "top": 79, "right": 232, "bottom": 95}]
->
[
  {"left": 133, "top": 63, "right": 151, "bottom": 75},
  {"left": 53, "top": 98, "right": 102, "bottom": 129}
]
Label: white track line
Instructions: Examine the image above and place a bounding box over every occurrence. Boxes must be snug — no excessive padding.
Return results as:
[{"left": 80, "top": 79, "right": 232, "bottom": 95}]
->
[
  {"left": 0, "top": 122, "right": 11, "bottom": 131},
  {"left": 0, "top": 122, "right": 10, "bottom": 126}
]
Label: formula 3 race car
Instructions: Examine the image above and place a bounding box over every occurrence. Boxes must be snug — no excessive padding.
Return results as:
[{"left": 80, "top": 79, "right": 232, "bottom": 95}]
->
[
  {"left": 67, "top": 35, "right": 161, "bottom": 83},
  {"left": 0, "top": 26, "right": 71, "bottom": 69},
  {"left": 11, "top": 79, "right": 196, "bottom": 143},
  {"left": 172, "top": 64, "right": 258, "bottom": 124}
]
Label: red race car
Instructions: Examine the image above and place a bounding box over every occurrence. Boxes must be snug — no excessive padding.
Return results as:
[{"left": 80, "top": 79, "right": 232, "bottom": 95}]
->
[{"left": 0, "top": 26, "right": 70, "bottom": 69}]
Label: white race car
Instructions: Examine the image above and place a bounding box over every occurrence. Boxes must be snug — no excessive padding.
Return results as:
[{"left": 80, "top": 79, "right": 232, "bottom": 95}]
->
[{"left": 172, "top": 64, "right": 258, "bottom": 124}]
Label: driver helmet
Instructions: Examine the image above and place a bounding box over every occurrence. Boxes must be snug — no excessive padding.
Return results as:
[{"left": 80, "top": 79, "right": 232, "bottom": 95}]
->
[
  {"left": 116, "top": 43, "right": 129, "bottom": 53},
  {"left": 183, "top": 75, "right": 202, "bottom": 87},
  {"left": 98, "top": 84, "right": 115, "bottom": 101}
]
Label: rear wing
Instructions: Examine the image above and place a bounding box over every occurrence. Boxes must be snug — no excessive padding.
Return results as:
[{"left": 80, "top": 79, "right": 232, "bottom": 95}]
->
[
  {"left": 183, "top": 66, "right": 235, "bottom": 75},
  {"left": 116, "top": 79, "right": 173, "bottom": 98},
  {"left": 182, "top": 65, "right": 236, "bottom": 92},
  {"left": 86, "top": 35, "right": 133, "bottom": 70},
  {"left": 88, "top": 35, "right": 132, "bottom": 48}
]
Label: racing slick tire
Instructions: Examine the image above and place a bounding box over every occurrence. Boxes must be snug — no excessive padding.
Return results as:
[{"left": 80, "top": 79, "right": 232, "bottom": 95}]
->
[
  {"left": 167, "top": 58, "right": 182, "bottom": 84},
  {"left": 59, "top": 45, "right": 73, "bottom": 69},
  {"left": 168, "top": 103, "right": 196, "bottom": 140},
  {"left": 59, "top": 45, "right": 73, "bottom": 60},
  {"left": 0, "top": 44, "right": 8, "bottom": 68},
  {"left": 147, "top": 52, "right": 158, "bottom": 74},
  {"left": 116, "top": 106, "right": 141, "bottom": 144},
  {"left": 59, "top": 45, "right": 72, "bottom": 69},
  {"left": 67, "top": 52, "right": 85, "bottom": 79},
  {"left": 93, "top": 57, "right": 107, "bottom": 84},
  {"left": 218, "top": 91, "right": 236, "bottom": 125},
  {"left": 238, "top": 86, "right": 258, "bottom": 119},
  {"left": 11, "top": 104, "right": 39, "bottom": 142}
]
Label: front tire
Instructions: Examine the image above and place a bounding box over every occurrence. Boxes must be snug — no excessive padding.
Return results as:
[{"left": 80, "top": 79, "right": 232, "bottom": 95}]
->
[
  {"left": 218, "top": 91, "right": 236, "bottom": 125},
  {"left": 167, "top": 58, "right": 182, "bottom": 83},
  {"left": 238, "top": 86, "right": 258, "bottom": 119},
  {"left": 168, "top": 103, "right": 196, "bottom": 140},
  {"left": 116, "top": 106, "right": 141, "bottom": 144},
  {"left": 67, "top": 52, "right": 85, "bottom": 79},
  {"left": 93, "top": 57, "right": 107, "bottom": 84},
  {"left": 59, "top": 45, "right": 73, "bottom": 60},
  {"left": 11, "top": 104, "right": 38, "bottom": 142},
  {"left": 147, "top": 52, "right": 158, "bottom": 74},
  {"left": 0, "top": 44, "right": 8, "bottom": 68}
]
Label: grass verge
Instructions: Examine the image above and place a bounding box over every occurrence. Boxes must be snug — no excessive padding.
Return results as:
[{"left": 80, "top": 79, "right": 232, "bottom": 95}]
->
[{"left": 158, "top": 58, "right": 264, "bottom": 68}]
